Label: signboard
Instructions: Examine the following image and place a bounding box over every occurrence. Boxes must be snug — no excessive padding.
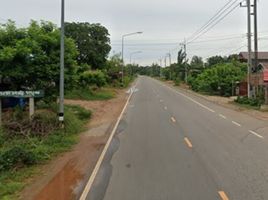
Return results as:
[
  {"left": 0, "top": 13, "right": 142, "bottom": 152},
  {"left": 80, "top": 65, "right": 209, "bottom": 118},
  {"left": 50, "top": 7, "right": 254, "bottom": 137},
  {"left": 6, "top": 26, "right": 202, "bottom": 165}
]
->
[
  {"left": 264, "top": 70, "right": 268, "bottom": 82},
  {"left": 0, "top": 90, "right": 44, "bottom": 98},
  {"left": 0, "top": 90, "right": 44, "bottom": 126}
]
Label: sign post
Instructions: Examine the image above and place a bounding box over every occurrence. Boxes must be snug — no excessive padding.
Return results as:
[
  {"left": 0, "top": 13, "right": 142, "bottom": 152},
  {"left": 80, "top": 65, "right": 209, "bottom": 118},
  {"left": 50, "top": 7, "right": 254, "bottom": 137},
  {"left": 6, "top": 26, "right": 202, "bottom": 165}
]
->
[{"left": 0, "top": 90, "right": 44, "bottom": 126}]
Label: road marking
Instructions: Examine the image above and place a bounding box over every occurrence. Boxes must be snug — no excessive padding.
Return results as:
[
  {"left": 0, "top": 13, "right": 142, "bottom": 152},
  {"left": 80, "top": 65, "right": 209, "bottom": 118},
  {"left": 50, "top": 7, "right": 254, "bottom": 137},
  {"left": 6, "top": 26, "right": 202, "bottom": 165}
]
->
[
  {"left": 232, "top": 121, "right": 241, "bottom": 127},
  {"left": 219, "top": 114, "right": 227, "bottom": 119},
  {"left": 249, "top": 130, "right": 264, "bottom": 139},
  {"left": 79, "top": 84, "right": 136, "bottom": 200},
  {"left": 156, "top": 80, "right": 215, "bottom": 113},
  {"left": 164, "top": 106, "right": 167, "bottom": 110},
  {"left": 171, "top": 117, "right": 176, "bottom": 123},
  {"left": 184, "top": 137, "right": 193, "bottom": 148},
  {"left": 218, "top": 191, "right": 229, "bottom": 200}
]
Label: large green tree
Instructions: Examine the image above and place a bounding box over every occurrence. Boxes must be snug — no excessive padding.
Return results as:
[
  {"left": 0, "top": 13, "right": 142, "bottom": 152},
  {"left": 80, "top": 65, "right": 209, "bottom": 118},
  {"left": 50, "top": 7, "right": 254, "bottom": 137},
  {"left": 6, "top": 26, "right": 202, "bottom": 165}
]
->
[
  {"left": 0, "top": 20, "right": 78, "bottom": 101},
  {"left": 65, "top": 22, "right": 111, "bottom": 69}
]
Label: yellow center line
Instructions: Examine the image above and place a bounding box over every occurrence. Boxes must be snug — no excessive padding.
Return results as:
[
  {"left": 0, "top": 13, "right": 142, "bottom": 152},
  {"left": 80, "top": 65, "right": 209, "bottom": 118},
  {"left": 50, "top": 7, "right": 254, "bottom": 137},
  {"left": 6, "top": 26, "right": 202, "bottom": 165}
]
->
[
  {"left": 218, "top": 191, "right": 229, "bottom": 200},
  {"left": 171, "top": 117, "right": 176, "bottom": 123},
  {"left": 184, "top": 137, "right": 193, "bottom": 148}
]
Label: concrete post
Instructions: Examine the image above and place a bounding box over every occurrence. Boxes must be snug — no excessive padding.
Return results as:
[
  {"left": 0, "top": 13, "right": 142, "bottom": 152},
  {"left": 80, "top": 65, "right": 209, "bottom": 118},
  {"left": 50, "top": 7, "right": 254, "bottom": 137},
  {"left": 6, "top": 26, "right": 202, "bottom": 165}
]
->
[{"left": 29, "top": 97, "right": 35, "bottom": 120}]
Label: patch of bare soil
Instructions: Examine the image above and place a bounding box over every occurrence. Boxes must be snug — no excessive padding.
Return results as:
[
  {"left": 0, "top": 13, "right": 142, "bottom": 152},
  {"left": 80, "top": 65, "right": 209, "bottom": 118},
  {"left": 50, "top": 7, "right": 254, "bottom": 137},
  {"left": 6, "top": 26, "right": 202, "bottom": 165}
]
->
[{"left": 19, "top": 88, "right": 129, "bottom": 200}]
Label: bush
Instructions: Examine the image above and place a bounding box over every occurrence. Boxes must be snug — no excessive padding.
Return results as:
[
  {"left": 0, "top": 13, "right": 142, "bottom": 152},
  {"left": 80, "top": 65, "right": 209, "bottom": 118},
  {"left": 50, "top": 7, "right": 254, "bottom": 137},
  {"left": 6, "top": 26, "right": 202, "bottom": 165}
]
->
[
  {"left": 0, "top": 146, "right": 37, "bottom": 171},
  {"left": 189, "top": 62, "right": 246, "bottom": 96},
  {"left": 174, "top": 78, "right": 181, "bottom": 86},
  {"left": 79, "top": 70, "right": 107, "bottom": 88},
  {"left": 235, "top": 96, "right": 264, "bottom": 107}
]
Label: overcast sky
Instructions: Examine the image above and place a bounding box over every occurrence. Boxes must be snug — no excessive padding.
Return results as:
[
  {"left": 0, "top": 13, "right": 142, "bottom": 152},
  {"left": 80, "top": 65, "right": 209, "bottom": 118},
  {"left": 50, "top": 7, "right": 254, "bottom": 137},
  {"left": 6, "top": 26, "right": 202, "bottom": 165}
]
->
[{"left": 1, "top": 0, "right": 268, "bottom": 65}]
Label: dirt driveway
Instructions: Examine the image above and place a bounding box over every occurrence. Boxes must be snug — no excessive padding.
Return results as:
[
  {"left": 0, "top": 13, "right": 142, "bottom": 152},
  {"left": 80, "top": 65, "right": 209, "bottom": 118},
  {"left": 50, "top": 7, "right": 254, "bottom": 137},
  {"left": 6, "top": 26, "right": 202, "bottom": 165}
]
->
[{"left": 20, "top": 88, "right": 129, "bottom": 200}]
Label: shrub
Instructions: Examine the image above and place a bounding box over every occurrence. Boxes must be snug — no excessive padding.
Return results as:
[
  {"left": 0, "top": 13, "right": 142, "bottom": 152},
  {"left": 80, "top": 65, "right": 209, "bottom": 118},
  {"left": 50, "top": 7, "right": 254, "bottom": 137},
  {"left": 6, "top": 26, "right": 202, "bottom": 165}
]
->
[
  {"left": 174, "top": 78, "right": 181, "bottom": 86},
  {"left": 188, "top": 62, "right": 246, "bottom": 96},
  {"left": 79, "top": 70, "right": 107, "bottom": 88},
  {"left": 0, "top": 146, "right": 37, "bottom": 171},
  {"left": 235, "top": 96, "right": 264, "bottom": 107}
]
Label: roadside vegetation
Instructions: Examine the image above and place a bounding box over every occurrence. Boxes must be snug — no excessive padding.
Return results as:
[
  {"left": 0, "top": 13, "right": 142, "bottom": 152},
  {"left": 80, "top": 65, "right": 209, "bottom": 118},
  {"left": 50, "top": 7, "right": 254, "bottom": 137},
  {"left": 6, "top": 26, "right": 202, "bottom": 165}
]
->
[
  {"left": 140, "top": 51, "right": 265, "bottom": 109},
  {"left": 0, "top": 20, "right": 136, "bottom": 199},
  {"left": 0, "top": 104, "right": 91, "bottom": 199}
]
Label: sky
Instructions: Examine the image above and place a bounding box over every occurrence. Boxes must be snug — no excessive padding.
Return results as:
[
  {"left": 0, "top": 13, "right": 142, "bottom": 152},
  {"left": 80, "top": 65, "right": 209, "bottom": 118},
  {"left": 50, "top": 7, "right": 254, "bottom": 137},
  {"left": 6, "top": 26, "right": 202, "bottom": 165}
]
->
[{"left": 1, "top": 0, "right": 268, "bottom": 66}]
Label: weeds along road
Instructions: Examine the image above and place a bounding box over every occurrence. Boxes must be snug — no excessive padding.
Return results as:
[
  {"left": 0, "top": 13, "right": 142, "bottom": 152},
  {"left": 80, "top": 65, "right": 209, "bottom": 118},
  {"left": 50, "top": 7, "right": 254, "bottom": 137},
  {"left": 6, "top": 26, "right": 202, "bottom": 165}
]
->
[{"left": 84, "top": 76, "right": 268, "bottom": 200}]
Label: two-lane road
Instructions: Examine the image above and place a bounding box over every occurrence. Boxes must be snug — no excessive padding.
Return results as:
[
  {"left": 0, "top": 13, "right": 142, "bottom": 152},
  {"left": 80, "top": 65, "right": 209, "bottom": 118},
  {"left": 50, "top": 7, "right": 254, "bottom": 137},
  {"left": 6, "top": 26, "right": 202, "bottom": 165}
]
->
[{"left": 85, "top": 76, "right": 268, "bottom": 200}]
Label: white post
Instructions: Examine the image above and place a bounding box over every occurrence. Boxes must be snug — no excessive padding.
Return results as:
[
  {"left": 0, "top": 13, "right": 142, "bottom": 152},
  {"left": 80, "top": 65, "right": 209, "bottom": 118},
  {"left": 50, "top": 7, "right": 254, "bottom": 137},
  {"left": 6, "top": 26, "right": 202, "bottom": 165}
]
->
[{"left": 29, "top": 97, "right": 35, "bottom": 120}]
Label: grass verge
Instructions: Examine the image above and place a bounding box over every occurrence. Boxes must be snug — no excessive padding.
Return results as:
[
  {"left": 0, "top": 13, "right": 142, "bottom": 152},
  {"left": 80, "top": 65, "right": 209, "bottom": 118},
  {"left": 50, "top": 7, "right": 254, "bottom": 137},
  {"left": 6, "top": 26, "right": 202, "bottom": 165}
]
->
[
  {"left": 0, "top": 105, "right": 91, "bottom": 200},
  {"left": 66, "top": 88, "right": 115, "bottom": 101}
]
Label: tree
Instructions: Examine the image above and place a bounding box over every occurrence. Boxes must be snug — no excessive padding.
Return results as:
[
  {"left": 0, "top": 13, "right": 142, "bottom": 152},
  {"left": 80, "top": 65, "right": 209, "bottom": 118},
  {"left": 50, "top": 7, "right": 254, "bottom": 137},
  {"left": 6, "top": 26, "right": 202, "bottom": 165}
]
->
[
  {"left": 206, "top": 55, "right": 225, "bottom": 68},
  {"left": 189, "top": 62, "right": 247, "bottom": 96},
  {"left": 189, "top": 55, "right": 204, "bottom": 77},
  {"left": 65, "top": 22, "right": 111, "bottom": 69},
  {"left": 0, "top": 20, "right": 78, "bottom": 101}
]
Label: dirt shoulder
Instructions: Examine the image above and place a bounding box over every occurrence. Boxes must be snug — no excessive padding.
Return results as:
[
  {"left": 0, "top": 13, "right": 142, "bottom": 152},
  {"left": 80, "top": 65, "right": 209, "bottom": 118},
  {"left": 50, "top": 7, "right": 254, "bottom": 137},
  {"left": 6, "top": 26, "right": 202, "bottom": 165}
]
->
[
  {"left": 163, "top": 80, "right": 268, "bottom": 121},
  {"left": 19, "top": 88, "right": 129, "bottom": 200}
]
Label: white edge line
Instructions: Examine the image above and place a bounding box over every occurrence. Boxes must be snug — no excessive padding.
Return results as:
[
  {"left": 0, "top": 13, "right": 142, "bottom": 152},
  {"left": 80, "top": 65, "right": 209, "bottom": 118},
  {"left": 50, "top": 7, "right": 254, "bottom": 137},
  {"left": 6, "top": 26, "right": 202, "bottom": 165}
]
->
[
  {"left": 79, "top": 85, "right": 136, "bottom": 200},
  {"left": 232, "top": 121, "right": 241, "bottom": 127},
  {"left": 249, "top": 130, "right": 264, "bottom": 139},
  {"left": 153, "top": 79, "right": 215, "bottom": 113}
]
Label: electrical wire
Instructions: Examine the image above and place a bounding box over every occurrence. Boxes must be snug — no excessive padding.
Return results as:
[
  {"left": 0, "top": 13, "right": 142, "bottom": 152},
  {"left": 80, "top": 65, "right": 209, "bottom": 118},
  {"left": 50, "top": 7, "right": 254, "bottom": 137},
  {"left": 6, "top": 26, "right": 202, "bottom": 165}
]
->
[
  {"left": 187, "top": 0, "right": 239, "bottom": 42},
  {"left": 187, "top": 2, "right": 241, "bottom": 44}
]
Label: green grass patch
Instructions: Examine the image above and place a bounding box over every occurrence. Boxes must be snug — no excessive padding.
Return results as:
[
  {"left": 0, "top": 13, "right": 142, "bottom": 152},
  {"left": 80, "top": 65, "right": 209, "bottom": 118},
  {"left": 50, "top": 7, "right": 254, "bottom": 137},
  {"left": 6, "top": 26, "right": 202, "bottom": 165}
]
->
[
  {"left": 0, "top": 105, "right": 91, "bottom": 200},
  {"left": 232, "top": 101, "right": 260, "bottom": 110},
  {"left": 66, "top": 88, "right": 115, "bottom": 101}
]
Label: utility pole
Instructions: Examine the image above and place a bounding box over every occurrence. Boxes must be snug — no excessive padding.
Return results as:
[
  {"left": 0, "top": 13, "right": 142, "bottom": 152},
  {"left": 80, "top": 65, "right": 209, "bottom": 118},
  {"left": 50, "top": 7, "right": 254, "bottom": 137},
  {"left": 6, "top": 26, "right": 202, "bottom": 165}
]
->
[
  {"left": 253, "top": 0, "right": 258, "bottom": 70},
  {"left": 59, "top": 0, "right": 65, "bottom": 123},
  {"left": 164, "top": 57, "right": 167, "bottom": 67},
  {"left": 167, "top": 53, "right": 171, "bottom": 66},
  {"left": 247, "top": 0, "right": 253, "bottom": 98},
  {"left": 241, "top": 0, "right": 253, "bottom": 98},
  {"left": 180, "top": 39, "right": 187, "bottom": 83}
]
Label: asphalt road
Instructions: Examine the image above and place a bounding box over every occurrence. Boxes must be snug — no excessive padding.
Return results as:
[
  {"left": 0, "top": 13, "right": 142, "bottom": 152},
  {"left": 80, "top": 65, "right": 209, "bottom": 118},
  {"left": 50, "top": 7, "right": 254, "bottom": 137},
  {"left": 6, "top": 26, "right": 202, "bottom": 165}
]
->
[{"left": 86, "top": 76, "right": 268, "bottom": 200}]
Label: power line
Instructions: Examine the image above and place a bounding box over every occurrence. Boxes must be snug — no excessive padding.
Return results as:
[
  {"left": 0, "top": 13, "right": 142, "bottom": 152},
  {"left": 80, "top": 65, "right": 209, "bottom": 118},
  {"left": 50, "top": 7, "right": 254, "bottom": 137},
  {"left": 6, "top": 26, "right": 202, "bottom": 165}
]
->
[
  {"left": 187, "top": 0, "right": 238, "bottom": 42},
  {"left": 188, "top": 2, "right": 240, "bottom": 44}
]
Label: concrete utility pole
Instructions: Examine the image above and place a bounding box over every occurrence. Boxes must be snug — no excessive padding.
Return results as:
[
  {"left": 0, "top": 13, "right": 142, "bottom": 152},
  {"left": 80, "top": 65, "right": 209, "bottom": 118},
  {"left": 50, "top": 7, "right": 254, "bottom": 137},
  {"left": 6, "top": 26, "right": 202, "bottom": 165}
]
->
[
  {"left": 59, "top": 0, "right": 65, "bottom": 122},
  {"left": 253, "top": 0, "right": 258, "bottom": 70},
  {"left": 167, "top": 53, "right": 171, "bottom": 66},
  {"left": 246, "top": 0, "right": 252, "bottom": 98},
  {"left": 180, "top": 39, "right": 187, "bottom": 83}
]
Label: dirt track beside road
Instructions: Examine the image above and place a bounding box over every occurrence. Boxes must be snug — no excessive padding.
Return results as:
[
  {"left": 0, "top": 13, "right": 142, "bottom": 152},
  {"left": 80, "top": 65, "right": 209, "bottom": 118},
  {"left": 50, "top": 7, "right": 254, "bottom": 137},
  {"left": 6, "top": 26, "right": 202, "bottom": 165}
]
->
[{"left": 20, "top": 88, "right": 129, "bottom": 200}]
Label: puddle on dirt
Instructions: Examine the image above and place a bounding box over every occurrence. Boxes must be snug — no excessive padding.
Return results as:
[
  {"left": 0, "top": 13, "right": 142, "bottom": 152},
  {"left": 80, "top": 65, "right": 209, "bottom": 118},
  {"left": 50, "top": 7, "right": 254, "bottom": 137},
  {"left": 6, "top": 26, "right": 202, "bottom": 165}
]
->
[{"left": 35, "top": 161, "right": 82, "bottom": 200}]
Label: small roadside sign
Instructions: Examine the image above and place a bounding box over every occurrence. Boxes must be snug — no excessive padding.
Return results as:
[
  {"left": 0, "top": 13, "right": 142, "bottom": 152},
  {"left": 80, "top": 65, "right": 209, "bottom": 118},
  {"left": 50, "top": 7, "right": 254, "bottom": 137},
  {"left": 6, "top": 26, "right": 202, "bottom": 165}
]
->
[
  {"left": 0, "top": 90, "right": 44, "bottom": 98},
  {"left": 0, "top": 90, "right": 44, "bottom": 126}
]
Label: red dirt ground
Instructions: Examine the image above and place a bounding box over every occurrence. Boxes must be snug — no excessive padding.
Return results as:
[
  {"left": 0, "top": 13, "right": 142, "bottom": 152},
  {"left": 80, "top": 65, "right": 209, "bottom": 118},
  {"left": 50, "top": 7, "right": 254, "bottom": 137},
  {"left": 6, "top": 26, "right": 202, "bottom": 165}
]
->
[{"left": 19, "top": 88, "right": 128, "bottom": 200}]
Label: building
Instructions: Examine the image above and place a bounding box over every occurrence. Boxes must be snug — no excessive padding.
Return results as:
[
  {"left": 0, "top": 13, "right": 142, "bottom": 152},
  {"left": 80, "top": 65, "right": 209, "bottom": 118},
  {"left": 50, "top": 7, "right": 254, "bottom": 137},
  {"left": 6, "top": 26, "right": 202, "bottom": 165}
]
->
[{"left": 238, "top": 52, "right": 268, "bottom": 64}]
